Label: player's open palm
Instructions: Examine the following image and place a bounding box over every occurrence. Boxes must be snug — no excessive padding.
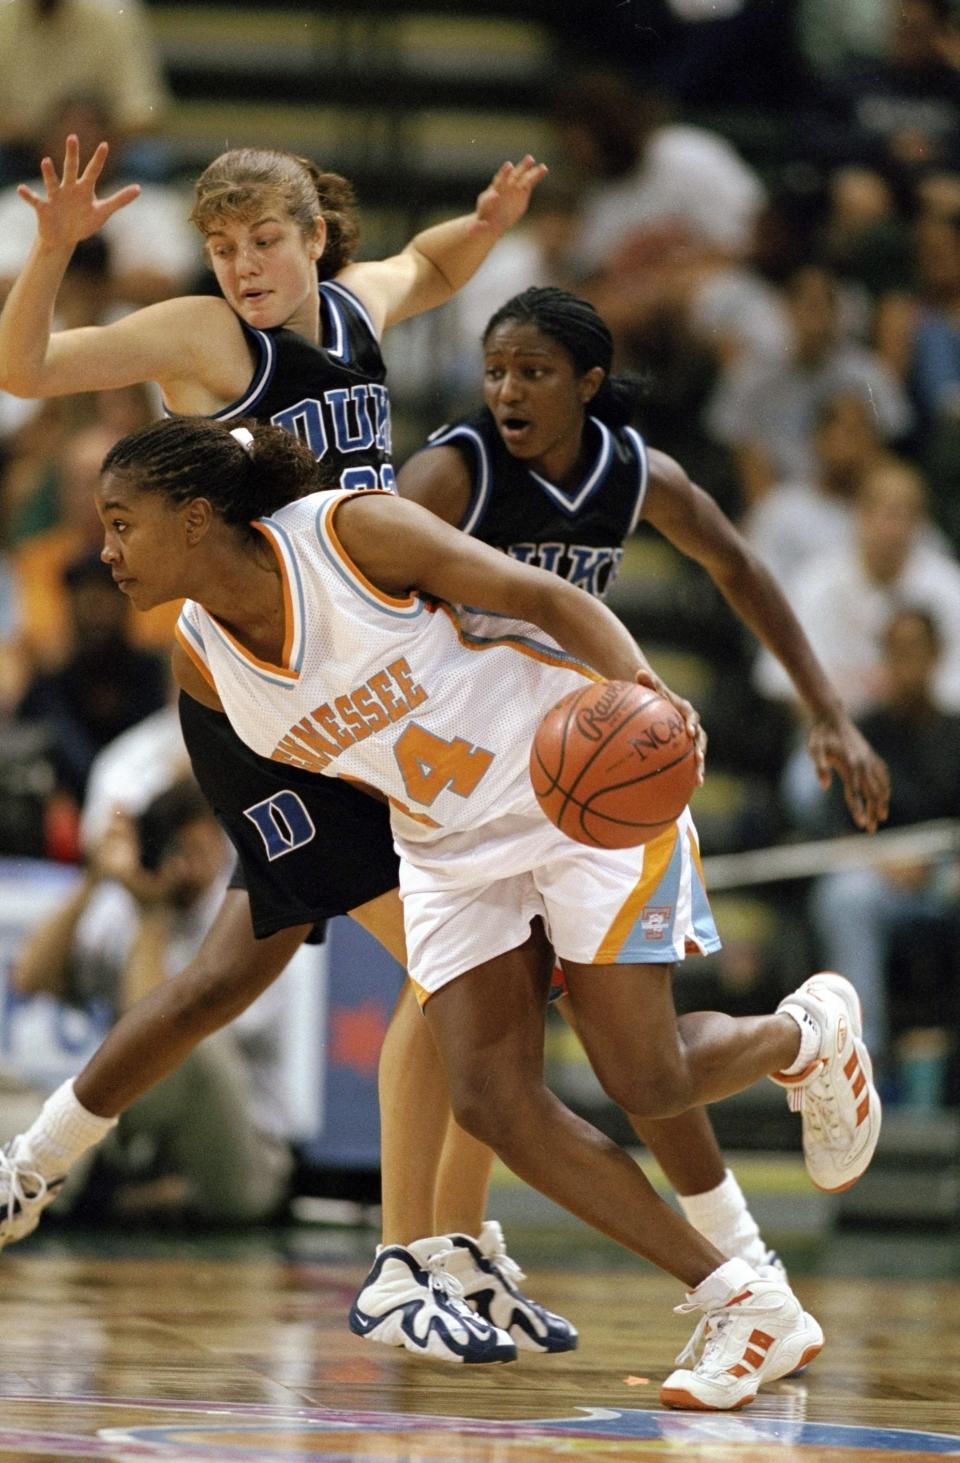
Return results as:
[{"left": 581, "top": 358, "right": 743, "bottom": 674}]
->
[
  {"left": 475, "top": 155, "right": 548, "bottom": 236},
  {"left": 17, "top": 134, "right": 140, "bottom": 250}
]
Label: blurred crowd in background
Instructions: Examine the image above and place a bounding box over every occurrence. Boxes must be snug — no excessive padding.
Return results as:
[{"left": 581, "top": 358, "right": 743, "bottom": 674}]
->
[{"left": 0, "top": 0, "right": 958, "bottom": 1154}]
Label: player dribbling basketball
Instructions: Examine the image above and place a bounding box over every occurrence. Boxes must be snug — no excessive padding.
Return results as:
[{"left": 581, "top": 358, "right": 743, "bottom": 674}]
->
[{"left": 90, "top": 410, "right": 884, "bottom": 1410}]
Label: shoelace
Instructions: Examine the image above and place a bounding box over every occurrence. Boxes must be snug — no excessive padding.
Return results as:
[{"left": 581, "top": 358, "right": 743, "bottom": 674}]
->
[
  {"left": 671, "top": 1293, "right": 787, "bottom": 1373},
  {"left": 0, "top": 1147, "right": 48, "bottom": 1221},
  {"left": 485, "top": 1237, "right": 527, "bottom": 1286},
  {"left": 423, "top": 1253, "right": 472, "bottom": 1313},
  {"left": 791, "top": 1063, "right": 850, "bottom": 1147}
]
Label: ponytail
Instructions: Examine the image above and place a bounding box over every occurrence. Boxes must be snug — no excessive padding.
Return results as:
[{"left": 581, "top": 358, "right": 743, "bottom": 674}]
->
[
  {"left": 102, "top": 416, "right": 324, "bottom": 532},
  {"left": 590, "top": 371, "right": 647, "bottom": 428}
]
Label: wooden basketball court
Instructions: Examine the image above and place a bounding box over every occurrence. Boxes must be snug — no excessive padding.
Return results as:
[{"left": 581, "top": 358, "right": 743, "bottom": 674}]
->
[{"left": 0, "top": 1224, "right": 957, "bottom": 1461}]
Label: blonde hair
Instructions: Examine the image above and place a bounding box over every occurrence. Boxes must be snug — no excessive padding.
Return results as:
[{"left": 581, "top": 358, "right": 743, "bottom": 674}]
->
[{"left": 190, "top": 148, "right": 360, "bottom": 278}]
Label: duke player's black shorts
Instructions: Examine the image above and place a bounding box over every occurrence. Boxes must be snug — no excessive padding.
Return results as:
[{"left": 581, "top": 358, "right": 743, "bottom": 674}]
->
[{"left": 178, "top": 692, "right": 401, "bottom": 940}]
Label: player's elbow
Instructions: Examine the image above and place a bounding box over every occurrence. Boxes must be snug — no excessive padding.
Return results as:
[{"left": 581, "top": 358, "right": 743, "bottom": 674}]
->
[
  {"left": 0, "top": 360, "right": 38, "bottom": 397},
  {"left": 0, "top": 340, "right": 47, "bottom": 397}
]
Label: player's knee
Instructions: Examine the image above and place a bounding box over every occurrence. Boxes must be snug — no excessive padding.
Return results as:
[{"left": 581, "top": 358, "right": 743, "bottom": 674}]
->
[
  {"left": 598, "top": 1063, "right": 693, "bottom": 1120},
  {"left": 447, "top": 1072, "right": 520, "bottom": 1148},
  {"left": 166, "top": 954, "right": 252, "bottom": 1034}
]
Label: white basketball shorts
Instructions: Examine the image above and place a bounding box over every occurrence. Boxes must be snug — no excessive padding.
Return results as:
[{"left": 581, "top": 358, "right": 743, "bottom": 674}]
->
[{"left": 397, "top": 807, "right": 721, "bottom": 1002}]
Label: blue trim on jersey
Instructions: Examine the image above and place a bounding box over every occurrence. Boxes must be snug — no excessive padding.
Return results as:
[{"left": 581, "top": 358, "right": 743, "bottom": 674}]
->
[
  {"left": 255, "top": 513, "right": 307, "bottom": 673},
  {"left": 206, "top": 329, "right": 278, "bottom": 420},
  {"left": 427, "top": 423, "right": 492, "bottom": 536},
  {"left": 689, "top": 851, "right": 722, "bottom": 953},
  {"left": 314, "top": 501, "right": 426, "bottom": 620},
  {"left": 623, "top": 426, "right": 649, "bottom": 532},
  {"left": 321, "top": 279, "right": 380, "bottom": 342},
  {"left": 448, "top": 611, "right": 595, "bottom": 676},
  {"left": 177, "top": 607, "right": 207, "bottom": 660},
  {"left": 318, "top": 284, "right": 348, "bottom": 362},
  {"left": 528, "top": 417, "right": 614, "bottom": 517},
  {"left": 203, "top": 614, "right": 301, "bottom": 690}
]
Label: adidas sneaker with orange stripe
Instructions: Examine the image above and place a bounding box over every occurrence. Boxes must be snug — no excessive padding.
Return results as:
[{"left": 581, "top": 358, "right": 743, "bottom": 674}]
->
[
  {"left": 771, "top": 971, "right": 882, "bottom": 1193},
  {"left": 659, "top": 1259, "right": 824, "bottom": 1411}
]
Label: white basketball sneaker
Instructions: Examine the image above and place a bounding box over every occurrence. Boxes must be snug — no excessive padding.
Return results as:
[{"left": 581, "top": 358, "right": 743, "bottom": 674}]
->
[
  {"left": 446, "top": 1220, "right": 578, "bottom": 1353},
  {"left": 660, "top": 1265, "right": 824, "bottom": 1411},
  {"left": 348, "top": 1236, "right": 517, "bottom": 1363},
  {"left": 0, "top": 1139, "right": 65, "bottom": 1250},
  {"left": 771, "top": 972, "right": 882, "bottom": 1193}
]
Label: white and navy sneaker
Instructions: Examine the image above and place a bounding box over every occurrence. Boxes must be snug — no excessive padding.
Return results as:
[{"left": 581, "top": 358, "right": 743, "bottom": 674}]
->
[
  {"left": 447, "top": 1220, "right": 578, "bottom": 1354},
  {"left": 771, "top": 971, "right": 882, "bottom": 1193},
  {"left": 348, "top": 1236, "right": 517, "bottom": 1364},
  {"left": 0, "top": 1139, "right": 64, "bottom": 1250}
]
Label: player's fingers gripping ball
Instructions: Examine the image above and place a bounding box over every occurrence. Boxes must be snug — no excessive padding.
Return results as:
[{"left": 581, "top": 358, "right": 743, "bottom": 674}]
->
[{"left": 530, "top": 680, "right": 699, "bottom": 849}]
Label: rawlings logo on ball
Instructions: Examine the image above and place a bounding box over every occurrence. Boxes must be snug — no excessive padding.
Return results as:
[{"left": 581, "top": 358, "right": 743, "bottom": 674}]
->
[
  {"left": 530, "top": 680, "right": 699, "bottom": 850},
  {"left": 574, "top": 680, "right": 627, "bottom": 741}
]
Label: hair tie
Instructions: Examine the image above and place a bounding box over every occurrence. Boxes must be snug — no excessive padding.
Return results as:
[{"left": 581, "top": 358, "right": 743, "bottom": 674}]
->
[{"left": 230, "top": 426, "right": 255, "bottom": 455}]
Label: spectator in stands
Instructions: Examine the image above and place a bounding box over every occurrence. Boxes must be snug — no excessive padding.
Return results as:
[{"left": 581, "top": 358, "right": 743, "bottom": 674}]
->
[
  {"left": 876, "top": 199, "right": 960, "bottom": 429},
  {"left": 9, "top": 414, "right": 175, "bottom": 673},
  {"left": 0, "top": 0, "right": 171, "bottom": 188},
  {"left": 707, "top": 263, "right": 912, "bottom": 503},
  {"left": 875, "top": 198, "right": 960, "bottom": 548},
  {"left": 817, "top": 166, "right": 913, "bottom": 301},
  {"left": 550, "top": 67, "right": 766, "bottom": 284},
  {"left": 755, "top": 457, "right": 960, "bottom": 721},
  {"left": 797, "top": 0, "right": 894, "bottom": 74},
  {"left": 802, "top": 608, "right": 960, "bottom": 1068},
  {"left": 80, "top": 696, "right": 188, "bottom": 854},
  {"left": 742, "top": 388, "right": 888, "bottom": 595},
  {"left": 805, "top": 0, "right": 960, "bottom": 180},
  {"left": 0, "top": 235, "right": 115, "bottom": 484},
  {"left": 603, "top": 0, "right": 805, "bottom": 111},
  {"left": 0, "top": 96, "right": 200, "bottom": 309},
  {"left": 12, "top": 778, "right": 294, "bottom": 1223},
  {"left": 14, "top": 549, "right": 167, "bottom": 813}
]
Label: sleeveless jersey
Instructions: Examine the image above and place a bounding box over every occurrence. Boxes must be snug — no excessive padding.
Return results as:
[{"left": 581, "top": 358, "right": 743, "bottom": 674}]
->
[
  {"left": 427, "top": 409, "right": 649, "bottom": 599},
  {"left": 173, "top": 279, "right": 395, "bottom": 493},
  {"left": 176, "top": 491, "right": 598, "bottom": 845}
]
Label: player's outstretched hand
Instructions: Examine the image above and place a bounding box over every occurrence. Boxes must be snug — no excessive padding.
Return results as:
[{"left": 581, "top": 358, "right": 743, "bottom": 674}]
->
[
  {"left": 635, "top": 667, "right": 707, "bottom": 784},
  {"left": 475, "top": 156, "right": 548, "bottom": 236},
  {"left": 17, "top": 134, "right": 141, "bottom": 251},
  {"left": 807, "top": 712, "right": 891, "bottom": 833}
]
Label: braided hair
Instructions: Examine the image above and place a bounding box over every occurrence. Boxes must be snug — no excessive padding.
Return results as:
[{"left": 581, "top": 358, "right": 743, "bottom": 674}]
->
[
  {"left": 482, "top": 287, "right": 644, "bottom": 427},
  {"left": 102, "top": 416, "right": 324, "bottom": 534}
]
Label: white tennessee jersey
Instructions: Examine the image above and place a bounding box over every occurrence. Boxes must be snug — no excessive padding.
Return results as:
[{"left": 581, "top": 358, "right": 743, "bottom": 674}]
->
[{"left": 176, "top": 490, "right": 600, "bottom": 843}]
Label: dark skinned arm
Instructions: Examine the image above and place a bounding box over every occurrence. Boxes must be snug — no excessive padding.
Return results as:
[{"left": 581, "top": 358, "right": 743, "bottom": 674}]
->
[
  {"left": 332, "top": 491, "right": 703, "bottom": 761},
  {"left": 641, "top": 448, "right": 890, "bottom": 832},
  {"left": 395, "top": 442, "right": 472, "bottom": 526}
]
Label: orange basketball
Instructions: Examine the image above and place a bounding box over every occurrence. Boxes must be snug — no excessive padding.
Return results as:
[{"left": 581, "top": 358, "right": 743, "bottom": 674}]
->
[{"left": 529, "top": 680, "right": 698, "bottom": 849}]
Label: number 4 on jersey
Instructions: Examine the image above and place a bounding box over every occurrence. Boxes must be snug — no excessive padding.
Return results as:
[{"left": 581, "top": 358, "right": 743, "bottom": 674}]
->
[{"left": 394, "top": 723, "right": 494, "bottom": 807}]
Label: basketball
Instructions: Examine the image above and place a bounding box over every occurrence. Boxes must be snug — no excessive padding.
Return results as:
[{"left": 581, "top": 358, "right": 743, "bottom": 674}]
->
[{"left": 529, "top": 680, "right": 698, "bottom": 849}]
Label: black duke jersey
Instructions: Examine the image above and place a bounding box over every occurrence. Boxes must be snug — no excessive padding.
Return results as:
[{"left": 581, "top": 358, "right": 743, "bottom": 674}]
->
[
  {"left": 180, "top": 691, "right": 400, "bottom": 939},
  {"left": 174, "top": 279, "right": 395, "bottom": 492},
  {"left": 428, "top": 408, "right": 649, "bottom": 599},
  {"left": 175, "top": 274, "right": 401, "bottom": 937}
]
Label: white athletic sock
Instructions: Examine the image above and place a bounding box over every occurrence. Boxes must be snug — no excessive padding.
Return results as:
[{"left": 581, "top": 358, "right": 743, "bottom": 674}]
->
[
  {"left": 678, "top": 1169, "right": 770, "bottom": 1270},
  {"left": 15, "top": 1080, "right": 117, "bottom": 1181},
  {"left": 777, "top": 1004, "right": 822, "bottom": 1075}
]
